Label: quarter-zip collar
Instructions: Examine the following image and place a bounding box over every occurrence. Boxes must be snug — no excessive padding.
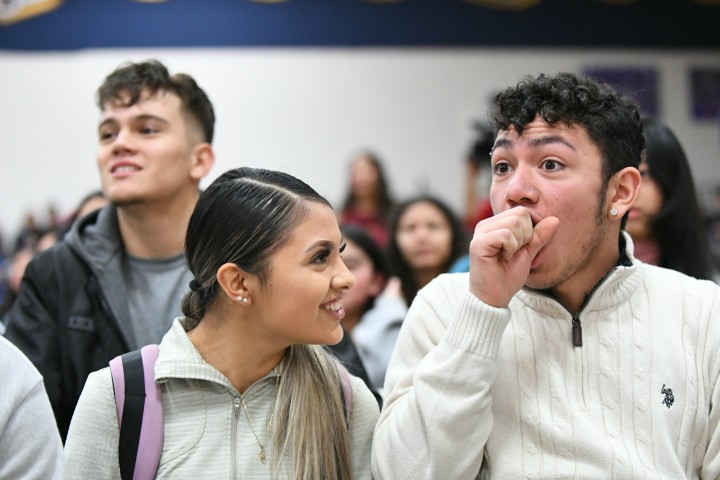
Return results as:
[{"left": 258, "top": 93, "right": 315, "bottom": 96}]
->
[
  {"left": 153, "top": 318, "right": 283, "bottom": 394},
  {"left": 515, "top": 232, "right": 641, "bottom": 346}
]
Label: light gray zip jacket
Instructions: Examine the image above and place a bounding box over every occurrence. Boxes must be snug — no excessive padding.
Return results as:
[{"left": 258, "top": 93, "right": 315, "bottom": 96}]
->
[{"left": 64, "top": 318, "right": 379, "bottom": 479}]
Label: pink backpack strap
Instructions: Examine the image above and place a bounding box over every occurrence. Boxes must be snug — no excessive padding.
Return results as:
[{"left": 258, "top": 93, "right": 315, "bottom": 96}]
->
[{"left": 110, "top": 344, "right": 163, "bottom": 480}]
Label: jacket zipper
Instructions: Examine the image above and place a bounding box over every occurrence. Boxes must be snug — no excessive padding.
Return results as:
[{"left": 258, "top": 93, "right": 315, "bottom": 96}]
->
[
  {"left": 232, "top": 397, "right": 240, "bottom": 479},
  {"left": 571, "top": 313, "right": 583, "bottom": 347}
]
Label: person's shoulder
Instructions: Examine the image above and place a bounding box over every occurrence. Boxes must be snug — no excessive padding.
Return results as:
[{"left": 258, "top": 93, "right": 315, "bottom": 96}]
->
[
  {"left": 638, "top": 263, "right": 720, "bottom": 309},
  {"left": 0, "top": 336, "right": 42, "bottom": 384},
  {"left": 640, "top": 263, "right": 719, "bottom": 291},
  {"left": 348, "top": 373, "right": 380, "bottom": 419}
]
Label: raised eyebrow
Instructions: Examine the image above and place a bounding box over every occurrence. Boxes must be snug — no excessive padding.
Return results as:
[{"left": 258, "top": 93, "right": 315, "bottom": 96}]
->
[
  {"left": 492, "top": 137, "right": 512, "bottom": 151},
  {"left": 528, "top": 135, "right": 577, "bottom": 151}
]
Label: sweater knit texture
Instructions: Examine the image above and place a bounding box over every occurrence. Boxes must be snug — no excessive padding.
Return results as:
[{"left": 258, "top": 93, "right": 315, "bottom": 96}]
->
[{"left": 372, "top": 234, "right": 720, "bottom": 480}]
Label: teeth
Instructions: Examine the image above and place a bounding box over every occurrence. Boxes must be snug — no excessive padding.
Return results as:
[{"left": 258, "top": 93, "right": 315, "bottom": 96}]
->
[
  {"left": 113, "top": 165, "right": 138, "bottom": 173},
  {"left": 322, "top": 301, "right": 342, "bottom": 312}
]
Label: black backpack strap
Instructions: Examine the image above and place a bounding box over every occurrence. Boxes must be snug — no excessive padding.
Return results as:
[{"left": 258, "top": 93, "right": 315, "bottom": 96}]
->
[{"left": 118, "top": 349, "right": 145, "bottom": 480}]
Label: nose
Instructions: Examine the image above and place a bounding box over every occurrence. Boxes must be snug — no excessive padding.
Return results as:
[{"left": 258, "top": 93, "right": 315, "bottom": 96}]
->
[
  {"left": 332, "top": 257, "right": 356, "bottom": 292},
  {"left": 503, "top": 165, "right": 539, "bottom": 206},
  {"left": 110, "top": 128, "right": 135, "bottom": 155}
]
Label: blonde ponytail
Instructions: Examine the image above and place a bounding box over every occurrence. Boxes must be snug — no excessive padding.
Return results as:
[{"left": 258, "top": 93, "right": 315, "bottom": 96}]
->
[{"left": 272, "top": 345, "right": 353, "bottom": 480}]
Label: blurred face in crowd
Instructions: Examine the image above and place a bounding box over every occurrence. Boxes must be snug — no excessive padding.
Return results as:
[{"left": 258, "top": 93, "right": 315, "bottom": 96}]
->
[
  {"left": 350, "top": 155, "right": 380, "bottom": 200},
  {"left": 396, "top": 201, "right": 453, "bottom": 274},
  {"left": 340, "top": 238, "right": 385, "bottom": 322},
  {"left": 626, "top": 160, "right": 663, "bottom": 241},
  {"left": 96, "top": 89, "right": 206, "bottom": 207}
]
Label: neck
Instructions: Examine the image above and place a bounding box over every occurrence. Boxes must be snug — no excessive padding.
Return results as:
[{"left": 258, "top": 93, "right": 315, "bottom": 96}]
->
[
  {"left": 117, "top": 190, "right": 199, "bottom": 258},
  {"left": 413, "top": 268, "right": 442, "bottom": 293},
  {"left": 189, "top": 308, "right": 285, "bottom": 393},
  {"left": 354, "top": 195, "right": 379, "bottom": 213}
]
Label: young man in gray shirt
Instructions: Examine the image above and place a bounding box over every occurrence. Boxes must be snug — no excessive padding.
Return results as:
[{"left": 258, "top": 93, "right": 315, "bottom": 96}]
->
[{"left": 5, "top": 60, "right": 216, "bottom": 440}]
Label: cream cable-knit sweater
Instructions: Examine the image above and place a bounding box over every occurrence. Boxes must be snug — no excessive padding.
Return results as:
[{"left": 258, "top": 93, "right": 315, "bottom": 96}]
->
[{"left": 372, "top": 239, "right": 720, "bottom": 479}]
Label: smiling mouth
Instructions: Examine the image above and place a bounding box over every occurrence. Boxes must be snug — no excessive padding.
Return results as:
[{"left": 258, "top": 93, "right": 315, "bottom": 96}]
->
[
  {"left": 321, "top": 301, "right": 343, "bottom": 312},
  {"left": 111, "top": 165, "right": 140, "bottom": 174}
]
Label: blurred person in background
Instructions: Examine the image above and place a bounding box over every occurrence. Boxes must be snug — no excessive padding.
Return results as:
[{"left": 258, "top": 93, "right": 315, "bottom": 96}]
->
[
  {"left": 625, "top": 117, "right": 716, "bottom": 280},
  {"left": 339, "top": 150, "right": 396, "bottom": 248},
  {"left": 463, "top": 121, "right": 496, "bottom": 231},
  {"left": 386, "top": 196, "right": 467, "bottom": 307},
  {"left": 338, "top": 225, "right": 408, "bottom": 394}
]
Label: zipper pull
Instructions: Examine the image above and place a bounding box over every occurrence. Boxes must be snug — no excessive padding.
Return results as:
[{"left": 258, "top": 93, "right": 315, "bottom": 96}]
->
[
  {"left": 572, "top": 315, "right": 583, "bottom": 347},
  {"left": 234, "top": 397, "right": 241, "bottom": 417}
]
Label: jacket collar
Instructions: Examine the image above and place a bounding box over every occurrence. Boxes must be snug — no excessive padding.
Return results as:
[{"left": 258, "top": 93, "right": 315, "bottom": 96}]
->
[
  {"left": 154, "top": 318, "right": 282, "bottom": 394},
  {"left": 515, "top": 232, "right": 641, "bottom": 316}
]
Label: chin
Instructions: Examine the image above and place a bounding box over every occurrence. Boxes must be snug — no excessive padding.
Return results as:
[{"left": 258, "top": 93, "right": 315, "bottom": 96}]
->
[{"left": 525, "top": 270, "right": 562, "bottom": 291}]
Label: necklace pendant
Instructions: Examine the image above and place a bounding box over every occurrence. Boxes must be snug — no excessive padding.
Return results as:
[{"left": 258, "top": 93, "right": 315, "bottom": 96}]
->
[{"left": 259, "top": 447, "right": 266, "bottom": 464}]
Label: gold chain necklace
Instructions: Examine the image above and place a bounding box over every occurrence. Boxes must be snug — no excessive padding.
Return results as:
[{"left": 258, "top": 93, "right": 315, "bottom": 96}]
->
[{"left": 238, "top": 368, "right": 280, "bottom": 464}]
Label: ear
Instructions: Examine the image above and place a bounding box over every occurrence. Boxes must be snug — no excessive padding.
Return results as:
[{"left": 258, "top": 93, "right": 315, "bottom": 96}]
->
[
  {"left": 189, "top": 143, "right": 215, "bottom": 182},
  {"left": 606, "top": 166, "right": 641, "bottom": 220},
  {"left": 216, "top": 262, "right": 256, "bottom": 305}
]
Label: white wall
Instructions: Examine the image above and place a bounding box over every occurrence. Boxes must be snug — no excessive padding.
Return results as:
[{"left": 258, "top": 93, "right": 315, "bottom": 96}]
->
[{"left": 1, "top": 47, "right": 719, "bottom": 248}]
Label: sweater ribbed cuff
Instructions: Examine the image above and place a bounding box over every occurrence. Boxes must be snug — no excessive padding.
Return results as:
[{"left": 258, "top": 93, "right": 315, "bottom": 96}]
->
[{"left": 444, "top": 292, "right": 510, "bottom": 359}]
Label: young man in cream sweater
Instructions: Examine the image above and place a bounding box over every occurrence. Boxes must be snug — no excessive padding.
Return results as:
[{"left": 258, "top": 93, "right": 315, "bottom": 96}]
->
[{"left": 372, "top": 72, "right": 720, "bottom": 479}]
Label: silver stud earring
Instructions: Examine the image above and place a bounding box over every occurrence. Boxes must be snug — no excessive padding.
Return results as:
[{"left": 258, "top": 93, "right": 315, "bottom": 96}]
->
[
  {"left": 236, "top": 296, "right": 248, "bottom": 303},
  {"left": 610, "top": 208, "right": 618, "bottom": 217}
]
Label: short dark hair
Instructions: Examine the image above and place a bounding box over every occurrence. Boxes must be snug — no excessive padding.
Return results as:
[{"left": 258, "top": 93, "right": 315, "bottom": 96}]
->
[
  {"left": 492, "top": 72, "right": 645, "bottom": 188},
  {"left": 96, "top": 59, "right": 215, "bottom": 144}
]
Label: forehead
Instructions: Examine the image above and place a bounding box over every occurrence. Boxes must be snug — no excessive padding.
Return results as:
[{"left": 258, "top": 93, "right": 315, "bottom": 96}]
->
[
  {"left": 342, "top": 239, "right": 372, "bottom": 260},
  {"left": 400, "top": 201, "right": 446, "bottom": 222},
  {"left": 494, "top": 117, "right": 594, "bottom": 150},
  {"left": 282, "top": 202, "right": 340, "bottom": 247},
  {"left": 99, "top": 89, "right": 183, "bottom": 120}
]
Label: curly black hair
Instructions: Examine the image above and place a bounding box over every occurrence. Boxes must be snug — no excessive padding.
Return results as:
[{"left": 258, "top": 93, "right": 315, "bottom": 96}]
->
[
  {"left": 96, "top": 59, "right": 215, "bottom": 144},
  {"left": 492, "top": 72, "right": 644, "bottom": 189}
]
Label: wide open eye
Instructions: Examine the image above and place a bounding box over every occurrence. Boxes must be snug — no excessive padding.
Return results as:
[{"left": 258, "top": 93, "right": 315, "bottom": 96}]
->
[{"left": 541, "top": 159, "right": 563, "bottom": 171}]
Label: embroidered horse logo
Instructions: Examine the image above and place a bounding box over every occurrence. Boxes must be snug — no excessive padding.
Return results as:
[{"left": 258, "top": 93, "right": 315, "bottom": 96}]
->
[{"left": 661, "top": 384, "right": 674, "bottom": 409}]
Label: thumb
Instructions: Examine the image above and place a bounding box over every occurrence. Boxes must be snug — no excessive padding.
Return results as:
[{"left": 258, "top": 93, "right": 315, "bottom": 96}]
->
[{"left": 526, "top": 216, "right": 559, "bottom": 258}]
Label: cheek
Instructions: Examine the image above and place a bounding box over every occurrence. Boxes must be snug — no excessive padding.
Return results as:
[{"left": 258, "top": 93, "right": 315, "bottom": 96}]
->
[
  {"left": 396, "top": 231, "right": 414, "bottom": 254},
  {"left": 349, "top": 267, "right": 373, "bottom": 294}
]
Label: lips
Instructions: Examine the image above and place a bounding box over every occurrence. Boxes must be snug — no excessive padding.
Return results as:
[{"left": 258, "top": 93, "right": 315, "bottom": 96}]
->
[
  {"left": 110, "top": 161, "right": 141, "bottom": 177},
  {"left": 320, "top": 299, "right": 346, "bottom": 320},
  {"left": 321, "top": 300, "right": 343, "bottom": 312}
]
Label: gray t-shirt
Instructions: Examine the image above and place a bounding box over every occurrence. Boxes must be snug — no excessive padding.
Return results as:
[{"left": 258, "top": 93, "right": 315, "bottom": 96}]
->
[{"left": 121, "top": 253, "right": 190, "bottom": 348}]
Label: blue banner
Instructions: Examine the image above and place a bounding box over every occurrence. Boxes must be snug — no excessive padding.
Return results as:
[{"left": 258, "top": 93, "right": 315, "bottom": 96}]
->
[{"left": 1, "top": 0, "right": 719, "bottom": 50}]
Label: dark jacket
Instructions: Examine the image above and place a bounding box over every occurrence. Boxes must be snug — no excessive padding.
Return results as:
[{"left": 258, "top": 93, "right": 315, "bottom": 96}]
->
[{"left": 5, "top": 207, "right": 134, "bottom": 441}]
